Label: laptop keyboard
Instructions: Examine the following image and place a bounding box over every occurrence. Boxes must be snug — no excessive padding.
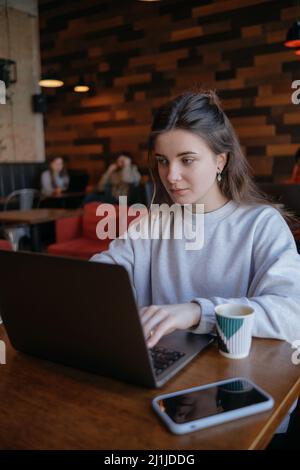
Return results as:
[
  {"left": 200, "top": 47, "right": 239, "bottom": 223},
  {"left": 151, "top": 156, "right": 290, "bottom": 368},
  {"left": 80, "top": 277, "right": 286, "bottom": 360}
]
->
[{"left": 150, "top": 347, "right": 186, "bottom": 376}]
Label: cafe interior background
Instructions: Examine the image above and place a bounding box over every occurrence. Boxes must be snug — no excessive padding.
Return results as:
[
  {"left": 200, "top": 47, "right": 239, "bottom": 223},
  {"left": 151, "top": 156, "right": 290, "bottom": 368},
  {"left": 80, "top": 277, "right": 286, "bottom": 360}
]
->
[
  {"left": 0, "top": 0, "right": 300, "bottom": 450},
  {"left": 1, "top": 0, "right": 300, "bottom": 187}
]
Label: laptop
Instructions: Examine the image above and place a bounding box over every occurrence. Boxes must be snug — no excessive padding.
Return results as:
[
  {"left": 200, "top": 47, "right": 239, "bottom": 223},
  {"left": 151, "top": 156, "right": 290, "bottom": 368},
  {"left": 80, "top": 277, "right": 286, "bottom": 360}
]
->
[{"left": 0, "top": 251, "right": 214, "bottom": 388}]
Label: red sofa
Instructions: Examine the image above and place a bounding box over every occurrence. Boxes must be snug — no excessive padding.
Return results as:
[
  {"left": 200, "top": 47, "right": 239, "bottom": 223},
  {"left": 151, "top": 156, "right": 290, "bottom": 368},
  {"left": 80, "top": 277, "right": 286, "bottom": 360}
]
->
[
  {"left": 0, "top": 239, "right": 12, "bottom": 251},
  {"left": 47, "top": 202, "right": 147, "bottom": 259}
]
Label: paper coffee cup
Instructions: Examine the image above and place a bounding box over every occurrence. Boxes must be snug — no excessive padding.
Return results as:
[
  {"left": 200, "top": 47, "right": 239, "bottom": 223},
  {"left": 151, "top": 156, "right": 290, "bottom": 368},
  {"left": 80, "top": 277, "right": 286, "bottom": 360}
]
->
[{"left": 215, "top": 304, "right": 255, "bottom": 359}]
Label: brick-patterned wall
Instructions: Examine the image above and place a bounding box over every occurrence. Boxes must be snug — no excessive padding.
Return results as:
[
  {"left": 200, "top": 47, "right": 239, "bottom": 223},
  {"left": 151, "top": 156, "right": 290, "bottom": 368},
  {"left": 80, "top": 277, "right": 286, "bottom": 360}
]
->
[{"left": 39, "top": 0, "right": 300, "bottom": 184}]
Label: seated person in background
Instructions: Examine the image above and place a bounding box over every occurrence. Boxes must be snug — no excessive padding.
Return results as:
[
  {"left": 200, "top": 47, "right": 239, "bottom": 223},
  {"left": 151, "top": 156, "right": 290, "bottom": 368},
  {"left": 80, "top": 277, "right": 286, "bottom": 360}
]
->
[
  {"left": 84, "top": 152, "right": 141, "bottom": 204},
  {"left": 41, "top": 157, "right": 70, "bottom": 197},
  {"left": 288, "top": 148, "right": 300, "bottom": 184}
]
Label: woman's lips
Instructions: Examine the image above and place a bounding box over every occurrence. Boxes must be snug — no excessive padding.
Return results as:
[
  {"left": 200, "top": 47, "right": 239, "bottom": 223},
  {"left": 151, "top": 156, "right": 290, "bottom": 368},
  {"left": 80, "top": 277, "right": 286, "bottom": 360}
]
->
[{"left": 170, "top": 188, "right": 189, "bottom": 195}]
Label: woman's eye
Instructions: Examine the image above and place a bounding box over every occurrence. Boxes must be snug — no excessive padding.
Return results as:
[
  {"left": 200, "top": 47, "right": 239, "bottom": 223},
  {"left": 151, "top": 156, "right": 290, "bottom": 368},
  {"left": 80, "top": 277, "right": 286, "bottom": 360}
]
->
[
  {"left": 157, "top": 158, "right": 168, "bottom": 166},
  {"left": 182, "top": 159, "right": 194, "bottom": 165}
]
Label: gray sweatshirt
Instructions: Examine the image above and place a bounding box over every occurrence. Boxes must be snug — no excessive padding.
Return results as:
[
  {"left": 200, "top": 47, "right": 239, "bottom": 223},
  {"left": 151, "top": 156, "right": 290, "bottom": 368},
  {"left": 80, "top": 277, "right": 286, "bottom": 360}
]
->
[{"left": 91, "top": 201, "right": 300, "bottom": 345}]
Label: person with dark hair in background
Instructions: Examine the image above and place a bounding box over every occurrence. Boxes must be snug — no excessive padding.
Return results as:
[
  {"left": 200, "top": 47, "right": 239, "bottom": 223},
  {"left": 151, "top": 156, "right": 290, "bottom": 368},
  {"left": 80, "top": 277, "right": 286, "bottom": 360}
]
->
[
  {"left": 41, "top": 157, "right": 69, "bottom": 196},
  {"left": 84, "top": 152, "right": 141, "bottom": 204},
  {"left": 98, "top": 152, "right": 141, "bottom": 200}
]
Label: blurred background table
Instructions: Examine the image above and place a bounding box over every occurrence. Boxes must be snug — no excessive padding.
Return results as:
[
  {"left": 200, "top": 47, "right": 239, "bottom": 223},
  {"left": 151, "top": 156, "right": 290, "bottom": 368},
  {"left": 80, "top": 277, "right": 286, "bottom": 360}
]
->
[{"left": 0, "top": 208, "right": 83, "bottom": 251}]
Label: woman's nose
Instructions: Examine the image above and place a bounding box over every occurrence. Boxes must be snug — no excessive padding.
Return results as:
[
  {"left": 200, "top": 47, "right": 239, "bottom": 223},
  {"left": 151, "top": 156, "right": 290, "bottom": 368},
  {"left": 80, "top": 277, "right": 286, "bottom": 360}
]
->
[{"left": 166, "top": 164, "right": 182, "bottom": 183}]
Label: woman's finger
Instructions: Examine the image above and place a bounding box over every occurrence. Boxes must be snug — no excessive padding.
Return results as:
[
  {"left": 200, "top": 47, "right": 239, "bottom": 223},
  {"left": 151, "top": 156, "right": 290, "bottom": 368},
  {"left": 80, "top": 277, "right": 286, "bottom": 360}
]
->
[
  {"left": 147, "top": 317, "right": 176, "bottom": 348},
  {"left": 143, "top": 308, "right": 169, "bottom": 339},
  {"left": 139, "top": 306, "right": 148, "bottom": 316},
  {"left": 140, "top": 305, "right": 159, "bottom": 326}
]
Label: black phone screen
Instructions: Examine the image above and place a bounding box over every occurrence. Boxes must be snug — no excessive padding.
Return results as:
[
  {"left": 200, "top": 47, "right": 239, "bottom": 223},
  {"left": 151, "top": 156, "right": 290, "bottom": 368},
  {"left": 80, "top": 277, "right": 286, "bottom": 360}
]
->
[{"left": 158, "top": 379, "right": 269, "bottom": 424}]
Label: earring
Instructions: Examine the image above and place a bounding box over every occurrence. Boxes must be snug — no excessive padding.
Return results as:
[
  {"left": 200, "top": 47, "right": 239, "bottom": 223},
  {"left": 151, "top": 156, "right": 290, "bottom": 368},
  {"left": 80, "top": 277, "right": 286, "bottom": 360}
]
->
[{"left": 217, "top": 170, "right": 222, "bottom": 182}]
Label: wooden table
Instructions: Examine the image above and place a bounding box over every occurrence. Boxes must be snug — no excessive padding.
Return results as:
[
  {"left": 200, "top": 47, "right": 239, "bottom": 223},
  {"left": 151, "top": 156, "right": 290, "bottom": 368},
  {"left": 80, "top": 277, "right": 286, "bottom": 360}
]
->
[
  {"left": 0, "top": 208, "right": 83, "bottom": 225},
  {"left": 0, "top": 325, "right": 299, "bottom": 450},
  {"left": 41, "top": 191, "right": 86, "bottom": 209},
  {"left": 0, "top": 209, "right": 83, "bottom": 251},
  {"left": 43, "top": 191, "right": 85, "bottom": 200}
]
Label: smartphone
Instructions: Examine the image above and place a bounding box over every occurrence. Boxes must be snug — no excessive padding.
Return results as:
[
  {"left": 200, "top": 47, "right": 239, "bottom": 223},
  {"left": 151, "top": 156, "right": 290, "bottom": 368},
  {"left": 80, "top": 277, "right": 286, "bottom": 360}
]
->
[{"left": 152, "top": 377, "right": 274, "bottom": 435}]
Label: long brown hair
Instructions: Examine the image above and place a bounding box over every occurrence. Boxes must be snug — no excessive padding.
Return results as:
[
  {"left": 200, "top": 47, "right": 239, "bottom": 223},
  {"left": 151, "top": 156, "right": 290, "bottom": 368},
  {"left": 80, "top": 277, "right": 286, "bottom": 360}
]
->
[
  {"left": 48, "top": 156, "right": 67, "bottom": 189},
  {"left": 147, "top": 90, "right": 292, "bottom": 221}
]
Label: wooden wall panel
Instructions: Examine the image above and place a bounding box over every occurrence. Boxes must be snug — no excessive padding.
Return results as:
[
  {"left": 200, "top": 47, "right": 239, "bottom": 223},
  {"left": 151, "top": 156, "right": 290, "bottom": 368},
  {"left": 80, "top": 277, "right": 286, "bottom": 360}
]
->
[{"left": 39, "top": 0, "right": 300, "bottom": 183}]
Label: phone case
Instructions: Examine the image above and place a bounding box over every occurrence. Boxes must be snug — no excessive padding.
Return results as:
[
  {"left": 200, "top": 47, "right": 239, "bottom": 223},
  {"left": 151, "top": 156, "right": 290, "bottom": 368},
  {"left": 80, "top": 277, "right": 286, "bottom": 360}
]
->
[{"left": 152, "top": 377, "right": 274, "bottom": 435}]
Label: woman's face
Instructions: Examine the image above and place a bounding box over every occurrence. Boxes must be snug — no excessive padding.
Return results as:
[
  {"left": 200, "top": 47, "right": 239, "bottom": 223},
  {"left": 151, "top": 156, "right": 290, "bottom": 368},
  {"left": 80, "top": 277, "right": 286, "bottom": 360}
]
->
[
  {"left": 117, "top": 155, "right": 131, "bottom": 168},
  {"left": 51, "top": 158, "right": 64, "bottom": 173},
  {"left": 154, "top": 129, "right": 227, "bottom": 211}
]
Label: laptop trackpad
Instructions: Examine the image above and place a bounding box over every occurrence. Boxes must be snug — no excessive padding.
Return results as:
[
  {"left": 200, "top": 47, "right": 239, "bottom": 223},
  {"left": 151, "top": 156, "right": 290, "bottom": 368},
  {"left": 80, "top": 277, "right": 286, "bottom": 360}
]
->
[{"left": 157, "top": 330, "right": 214, "bottom": 355}]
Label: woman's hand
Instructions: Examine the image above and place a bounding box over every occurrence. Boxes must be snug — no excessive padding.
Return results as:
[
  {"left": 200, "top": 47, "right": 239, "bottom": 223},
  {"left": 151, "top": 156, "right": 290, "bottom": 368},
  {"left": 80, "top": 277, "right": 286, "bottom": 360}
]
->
[
  {"left": 139, "top": 303, "right": 201, "bottom": 348},
  {"left": 107, "top": 163, "right": 118, "bottom": 174},
  {"left": 53, "top": 187, "right": 62, "bottom": 196}
]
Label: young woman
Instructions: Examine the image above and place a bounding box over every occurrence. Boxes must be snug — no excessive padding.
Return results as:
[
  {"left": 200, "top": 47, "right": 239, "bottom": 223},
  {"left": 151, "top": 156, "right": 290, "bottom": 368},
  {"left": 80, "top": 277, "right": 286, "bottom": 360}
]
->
[
  {"left": 91, "top": 91, "right": 300, "bottom": 351},
  {"left": 97, "top": 152, "right": 141, "bottom": 200},
  {"left": 91, "top": 91, "right": 300, "bottom": 439},
  {"left": 41, "top": 156, "right": 69, "bottom": 196},
  {"left": 84, "top": 152, "right": 141, "bottom": 205}
]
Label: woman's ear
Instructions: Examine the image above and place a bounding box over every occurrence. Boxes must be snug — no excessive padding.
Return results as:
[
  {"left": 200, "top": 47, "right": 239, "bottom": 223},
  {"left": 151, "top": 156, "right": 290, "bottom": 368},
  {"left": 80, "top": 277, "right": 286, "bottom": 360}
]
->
[{"left": 217, "top": 153, "right": 227, "bottom": 172}]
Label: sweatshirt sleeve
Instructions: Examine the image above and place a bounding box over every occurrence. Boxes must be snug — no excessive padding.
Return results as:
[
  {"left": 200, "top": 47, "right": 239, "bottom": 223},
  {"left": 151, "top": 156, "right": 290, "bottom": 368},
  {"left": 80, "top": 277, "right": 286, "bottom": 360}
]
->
[
  {"left": 90, "top": 214, "right": 151, "bottom": 304},
  {"left": 90, "top": 233, "right": 137, "bottom": 299},
  {"left": 191, "top": 209, "right": 300, "bottom": 344}
]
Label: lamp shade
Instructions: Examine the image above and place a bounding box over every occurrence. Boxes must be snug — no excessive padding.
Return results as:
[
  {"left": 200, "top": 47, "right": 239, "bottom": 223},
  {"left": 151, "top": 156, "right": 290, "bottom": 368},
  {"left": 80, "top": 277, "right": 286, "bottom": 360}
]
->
[
  {"left": 74, "top": 85, "right": 90, "bottom": 92},
  {"left": 284, "top": 21, "right": 300, "bottom": 48},
  {"left": 73, "top": 75, "right": 90, "bottom": 92},
  {"left": 39, "top": 70, "right": 64, "bottom": 88}
]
